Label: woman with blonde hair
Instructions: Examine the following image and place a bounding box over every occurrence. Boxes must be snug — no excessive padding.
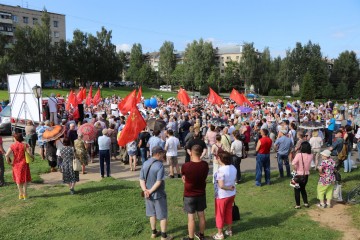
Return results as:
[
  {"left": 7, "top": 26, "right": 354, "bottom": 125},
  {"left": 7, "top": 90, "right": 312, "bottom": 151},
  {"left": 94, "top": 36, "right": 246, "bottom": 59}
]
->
[
  {"left": 309, "top": 130, "right": 323, "bottom": 168},
  {"left": 74, "top": 133, "right": 89, "bottom": 174}
]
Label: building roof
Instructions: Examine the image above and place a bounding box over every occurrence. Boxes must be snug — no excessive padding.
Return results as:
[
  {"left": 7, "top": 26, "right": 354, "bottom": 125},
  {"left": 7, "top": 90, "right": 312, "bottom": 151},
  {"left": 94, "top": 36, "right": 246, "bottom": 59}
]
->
[
  {"left": 216, "top": 45, "right": 242, "bottom": 55},
  {"left": 0, "top": 3, "right": 65, "bottom": 16}
]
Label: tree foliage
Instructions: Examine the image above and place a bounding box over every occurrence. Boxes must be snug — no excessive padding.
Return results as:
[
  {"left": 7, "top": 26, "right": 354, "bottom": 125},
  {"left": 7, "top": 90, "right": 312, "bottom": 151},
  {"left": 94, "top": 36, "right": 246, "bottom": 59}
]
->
[
  {"left": 300, "top": 71, "right": 315, "bottom": 101},
  {"left": 159, "top": 41, "right": 176, "bottom": 85}
]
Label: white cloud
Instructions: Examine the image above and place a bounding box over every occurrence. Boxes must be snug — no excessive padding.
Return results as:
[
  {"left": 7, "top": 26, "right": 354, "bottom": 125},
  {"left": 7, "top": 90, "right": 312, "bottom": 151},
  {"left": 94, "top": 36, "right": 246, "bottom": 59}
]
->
[{"left": 116, "top": 43, "right": 132, "bottom": 53}]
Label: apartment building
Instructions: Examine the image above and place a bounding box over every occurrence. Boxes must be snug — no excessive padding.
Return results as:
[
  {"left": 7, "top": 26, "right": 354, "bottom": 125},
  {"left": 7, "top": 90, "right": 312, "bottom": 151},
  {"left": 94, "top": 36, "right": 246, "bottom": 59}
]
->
[
  {"left": 0, "top": 4, "right": 65, "bottom": 43},
  {"left": 215, "top": 45, "right": 243, "bottom": 75}
]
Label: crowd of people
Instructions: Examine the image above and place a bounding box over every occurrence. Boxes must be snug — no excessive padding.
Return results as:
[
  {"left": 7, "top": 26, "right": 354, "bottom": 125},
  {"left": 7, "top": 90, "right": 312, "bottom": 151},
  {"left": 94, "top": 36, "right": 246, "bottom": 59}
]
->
[{"left": 0, "top": 90, "right": 359, "bottom": 239}]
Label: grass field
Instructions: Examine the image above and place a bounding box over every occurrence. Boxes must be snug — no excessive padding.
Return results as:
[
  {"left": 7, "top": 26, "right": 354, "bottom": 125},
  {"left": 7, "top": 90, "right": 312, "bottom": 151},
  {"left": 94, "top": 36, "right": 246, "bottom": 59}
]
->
[
  {"left": 0, "top": 87, "right": 177, "bottom": 102},
  {"left": 1, "top": 157, "right": 359, "bottom": 240}
]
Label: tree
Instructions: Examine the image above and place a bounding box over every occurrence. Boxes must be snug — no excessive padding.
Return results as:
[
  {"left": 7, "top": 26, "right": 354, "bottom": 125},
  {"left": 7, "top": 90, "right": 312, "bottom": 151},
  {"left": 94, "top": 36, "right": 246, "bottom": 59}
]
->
[
  {"left": 171, "top": 64, "right": 186, "bottom": 87},
  {"left": 223, "top": 61, "right": 240, "bottom": 92},
  {"left": 323, "top": 81, "right": 335, "bottom": 99},
  {"left": 258, "top": 47, "right": 272, "bottom": 94},
  {"left": 68, "top": 29, "right": 89, "bottom": 85},
  {"left": 183, "top": 39, "right": 215, "bottom": 90},
  {"left": 335, "top": 81, "right": 348, "bottom": 99},
  {"left": 330, "top": 51, "right": 359, "bottom": 95},
  {"left": 126, "top": 43, "right": 143, "bottom": 84},
  {"left": 159, "top": 41, "right": 176, "bottom": 85},
  {"left": 300, "top": 71, "right": 315, "bottom": 101},
  {"left": 0, "top": 34, "right": 10, "bottom": 85},
  {"left": 239, "top": 42, "right": 259, "bottom": 91}
]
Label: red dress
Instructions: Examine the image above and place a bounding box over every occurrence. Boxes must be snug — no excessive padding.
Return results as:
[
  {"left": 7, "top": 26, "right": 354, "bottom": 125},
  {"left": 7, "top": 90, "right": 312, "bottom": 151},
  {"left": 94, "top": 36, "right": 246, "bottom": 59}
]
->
[{"left": 10, "top": 141, "right": 31, "bottom": 184}]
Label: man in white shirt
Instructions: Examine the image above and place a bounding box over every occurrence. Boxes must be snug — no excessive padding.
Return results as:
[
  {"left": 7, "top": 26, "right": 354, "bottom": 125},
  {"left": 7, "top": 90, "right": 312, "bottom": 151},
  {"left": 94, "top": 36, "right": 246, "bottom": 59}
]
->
[
  {"left": 165, "top": 129, "right": 181, "bottom": 178},
  {"left": 48, "top": 93, "right": 58, "bottom": 124}
]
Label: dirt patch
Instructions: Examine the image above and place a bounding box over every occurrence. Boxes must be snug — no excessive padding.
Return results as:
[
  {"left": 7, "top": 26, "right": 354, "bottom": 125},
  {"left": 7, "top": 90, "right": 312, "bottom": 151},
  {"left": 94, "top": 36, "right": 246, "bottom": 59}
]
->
[{"left": 308, "top": 203, "right": 360, "bottom": 240}]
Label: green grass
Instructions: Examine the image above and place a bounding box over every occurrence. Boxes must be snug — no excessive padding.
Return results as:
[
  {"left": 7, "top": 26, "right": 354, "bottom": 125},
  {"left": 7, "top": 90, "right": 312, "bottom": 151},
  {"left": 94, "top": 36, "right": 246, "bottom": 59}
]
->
[
  {"left": 3, "top": 154, "right": 50, "bottom": 184},
  {"left": 1, "top": 166, "right": 359, "bottom": 240},
  {"left": 0, "top": 87, "right": 176, "bottom": 102}
]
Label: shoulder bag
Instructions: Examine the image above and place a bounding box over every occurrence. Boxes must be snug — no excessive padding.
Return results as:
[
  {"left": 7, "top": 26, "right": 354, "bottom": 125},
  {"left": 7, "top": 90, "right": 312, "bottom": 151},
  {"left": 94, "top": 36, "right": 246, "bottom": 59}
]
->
[
  {"left": 293, "top": 153, "right": 306, "bottom": 184},
  {"left": 72, "top": 148, "right": 82, "bottom": 172},
  {"left": 232, "top": 202, "right": 240, "bottom": 221},
  {"left": 24, "top": 144, "right": 34, "bottom": 164},
  {"left": 141, "top": 160, "right": 159, "bottom": 198}
]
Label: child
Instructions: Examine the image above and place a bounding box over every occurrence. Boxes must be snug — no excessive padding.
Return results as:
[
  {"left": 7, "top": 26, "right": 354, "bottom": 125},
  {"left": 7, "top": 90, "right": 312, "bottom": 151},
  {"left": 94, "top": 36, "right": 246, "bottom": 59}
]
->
[{"left": 316, "top": 149, "right": 336, "bottom": 208}]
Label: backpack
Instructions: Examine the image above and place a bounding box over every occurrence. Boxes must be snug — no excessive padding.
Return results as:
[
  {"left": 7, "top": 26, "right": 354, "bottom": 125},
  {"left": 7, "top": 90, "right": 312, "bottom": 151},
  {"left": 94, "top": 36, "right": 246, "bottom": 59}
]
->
[
  {"left": 337, "top": 143, "right": 348, "bottom": 161},
  {"left": 215, "top": 144, "right": 225, "bottom": 158}
]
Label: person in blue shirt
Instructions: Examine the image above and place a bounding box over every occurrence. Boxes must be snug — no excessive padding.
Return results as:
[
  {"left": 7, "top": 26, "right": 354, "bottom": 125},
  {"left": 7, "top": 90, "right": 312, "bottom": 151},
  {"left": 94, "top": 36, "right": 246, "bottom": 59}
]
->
[
  {"left": 274, "top": 129, "right": 294, "bottom": 178},
  {"left": 327, "top": 114, "right": 336, "bottom": 146}
]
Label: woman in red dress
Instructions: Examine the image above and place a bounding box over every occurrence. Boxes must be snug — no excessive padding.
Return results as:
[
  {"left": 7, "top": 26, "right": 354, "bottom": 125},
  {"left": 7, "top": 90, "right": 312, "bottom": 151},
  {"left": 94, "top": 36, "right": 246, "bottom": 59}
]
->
[{"left": 5, "top": 133, "right": 32, "bottom": 200}]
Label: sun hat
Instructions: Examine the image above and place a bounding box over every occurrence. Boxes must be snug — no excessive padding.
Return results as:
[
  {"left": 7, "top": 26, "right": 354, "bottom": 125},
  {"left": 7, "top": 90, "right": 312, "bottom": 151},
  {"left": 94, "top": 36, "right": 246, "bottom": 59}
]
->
[{"left": 320, "top": 149, "right": 331, "bottom": 157}]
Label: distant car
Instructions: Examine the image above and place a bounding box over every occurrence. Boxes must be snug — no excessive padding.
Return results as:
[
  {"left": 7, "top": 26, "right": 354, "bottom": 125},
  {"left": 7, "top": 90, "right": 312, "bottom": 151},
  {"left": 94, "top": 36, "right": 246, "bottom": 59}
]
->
[
  {"left": 112, "top": 82, "right": 126, "bottom": 87},
  {"left": 246, "top": 93, "right": 259, "bottom": 99},
  {"left": 0, "top": 105, "right": 11, "bottom": 135},
  {"left": 159, "top": 85, "right": 172, "bottom": 92}
]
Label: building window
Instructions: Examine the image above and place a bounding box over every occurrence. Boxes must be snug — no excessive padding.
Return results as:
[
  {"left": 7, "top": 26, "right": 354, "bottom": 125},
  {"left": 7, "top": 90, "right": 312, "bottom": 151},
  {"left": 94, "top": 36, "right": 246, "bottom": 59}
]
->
[
  {"left": 226, "top": 56, "right": 231, "bottom": 60},
  {"left": 23, "top": 16, "right": 28, "bottom": 24},
  {"left": 12, "top": 15, "right": 18, "bottom": 22},
  {"left": 236, "top": 56, "right": 239, "bottom": 60},
  {"left": 33, "top": 18, "right": 38, "bottom": 25},
  {"left": 222, "top": 63, "right": 224, "bottom": 66},
  {"left": 0, "top": 26, "right": 4, "bottom": 31},
  {"left": 221, "top": 70, "right": 224, "bottom": 73},
  {"left": 54, "top": 31, "right": 60, "bottom": 38},
  {"left": 53, "top": 21, "right": 58, "bottom": 27},
  {"left": 221, "top": 57, "right": 224, "bottom": 60}
]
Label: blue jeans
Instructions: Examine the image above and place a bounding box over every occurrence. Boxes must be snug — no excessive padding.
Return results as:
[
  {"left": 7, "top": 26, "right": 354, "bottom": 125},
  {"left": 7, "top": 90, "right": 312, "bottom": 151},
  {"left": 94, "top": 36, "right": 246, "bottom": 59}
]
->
[
  {"left": 326, "top": 129, "right": 333, "bottom": 145},
  {"left": 255, "top": 153, "right": 270, "bottom": 186},
  {"left": 344, "top": 152, "right": 352, "bottom": 172},
  {"left": 140, "top": 148, "right": 147, "bottom": 165},
  {"left": 277, "top": 154, "right": 291, "bottom": 177},
  {"left": 99, "top": 150, "right": 111, "bottom": 177},
  {"left": 335, "top": 124, "right": 341, "bottom": 132},
  {"left": 357, "top": 142, "right": 360, "bottom": 160}
]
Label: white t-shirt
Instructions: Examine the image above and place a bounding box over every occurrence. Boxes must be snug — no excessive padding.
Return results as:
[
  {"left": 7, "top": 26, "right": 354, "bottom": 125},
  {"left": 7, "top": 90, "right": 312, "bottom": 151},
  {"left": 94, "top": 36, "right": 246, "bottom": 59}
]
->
[
  {"left": 165, "top": 136, "right": 180, "bottom": 157},
  {"left": 231, "top": 140, "right": 243, "bottom": 158},
  {"left": 48, "top": 97, "right": 58, "bottom": 113},
  {"left": 214, "top": 165, "right": 237, "bottom": 199}
]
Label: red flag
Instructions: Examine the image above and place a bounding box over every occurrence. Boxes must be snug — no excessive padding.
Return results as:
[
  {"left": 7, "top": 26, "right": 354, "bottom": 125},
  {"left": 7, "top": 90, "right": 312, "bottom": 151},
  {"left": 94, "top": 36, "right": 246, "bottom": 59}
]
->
[
  {"left": 137, "top": 86, "right": 142, "bottom": 103},
  {"left": 208, "top": 87, "right": 223, "bottom": 105},
  {"left": 230, "top": 88, "right": 245, "bottom": 105},
  {"left": 118, "top": 89, "right": 137, "bottom": 115},
  {"left": 117, "top": 107, "right": 146, "bottom": 146},
  {"left": 76, "top": 88, "right": 86, "bottom": 103},
  {"left": 240, "top": 94, "right": 254, "bottom": 107},
  {"left": 86, "top": 85, "right": 93, "bottom": 106},
  {"left": 66, "top": 90, "right": 77, "bottom": 110},
  {"left": 177, "top": 88, "right": 191, "bottom": 106},
  {"left": 73, "top": 106, "right": 80, "bottom": 119},
  {"left": 92, "top": 88, "right": 101, "bottom": 106}
]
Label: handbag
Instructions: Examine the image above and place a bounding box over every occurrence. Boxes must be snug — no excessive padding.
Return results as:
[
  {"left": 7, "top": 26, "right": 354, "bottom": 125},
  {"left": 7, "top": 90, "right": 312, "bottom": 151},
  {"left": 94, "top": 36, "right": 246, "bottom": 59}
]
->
[
  {"left": 72, "top": 149, "right": 82, "bottom": 171},
  {"left": 24, "top": 144, "right": 34, "bottom": 164},
  {"left": 232, "top": 202, "right": 240, "bottom": 221},
  {"left": 141, "top": 160, "right": 159, "bottom": 197},
  {"left": 293, "top": 153, "right": 306, "bottom": 184}
]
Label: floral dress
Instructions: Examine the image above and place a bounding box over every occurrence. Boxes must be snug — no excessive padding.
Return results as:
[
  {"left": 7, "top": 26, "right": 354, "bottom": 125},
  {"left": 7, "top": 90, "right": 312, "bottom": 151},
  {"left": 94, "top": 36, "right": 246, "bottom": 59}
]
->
[
  {"left": 60, "top": 146, "right": 79, "bottom": 183},
  {"left": 10, "top": 142, "right": 31, "bottom": 184},
  {"left": 318, "top": 158, "right": 336, "bottom": 186},
  {"left": 74, "top": 139, "right": 88, "bottom": 165}
]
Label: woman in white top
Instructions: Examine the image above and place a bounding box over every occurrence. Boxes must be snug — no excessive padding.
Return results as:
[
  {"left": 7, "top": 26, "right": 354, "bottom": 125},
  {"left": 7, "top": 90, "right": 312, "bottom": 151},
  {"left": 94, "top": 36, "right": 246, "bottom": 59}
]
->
[
  {"left": 230, "top": 130, "right": 243, "bottom": 184},
  {"left": 213, "top": 151, "right": 237, "bottom": 240},
  {"left": 309, "top": 130, "right": 323, "bottom": 168}
]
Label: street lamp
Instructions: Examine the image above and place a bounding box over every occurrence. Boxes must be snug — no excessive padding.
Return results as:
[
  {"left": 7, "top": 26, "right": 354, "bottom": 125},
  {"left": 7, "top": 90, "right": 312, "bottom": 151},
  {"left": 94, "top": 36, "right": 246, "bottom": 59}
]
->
[{"left": 32, "top": 84, "right": 42, "bottom": 122}]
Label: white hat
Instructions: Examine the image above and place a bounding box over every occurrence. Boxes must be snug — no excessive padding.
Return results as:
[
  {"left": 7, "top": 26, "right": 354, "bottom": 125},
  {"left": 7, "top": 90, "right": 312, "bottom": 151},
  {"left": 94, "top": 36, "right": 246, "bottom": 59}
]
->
[{"left": 320, "top": 149, "right": 331, "bottom": 157}]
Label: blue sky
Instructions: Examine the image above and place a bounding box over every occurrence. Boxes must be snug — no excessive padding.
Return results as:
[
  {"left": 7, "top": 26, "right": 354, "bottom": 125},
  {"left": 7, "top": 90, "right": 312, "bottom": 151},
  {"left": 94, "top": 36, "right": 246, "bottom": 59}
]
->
[{"left": 2, "top": 0, "right": 360, "bottom": 58}]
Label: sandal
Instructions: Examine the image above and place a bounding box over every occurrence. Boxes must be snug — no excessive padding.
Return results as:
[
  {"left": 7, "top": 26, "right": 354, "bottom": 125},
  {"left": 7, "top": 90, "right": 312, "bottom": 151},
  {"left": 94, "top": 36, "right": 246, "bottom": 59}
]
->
[
  {"left": 317, "top": 203, "right": 326, "bottom": 208},
  {"left": 224, "top": 230, "right": 233, "bottom": 236}
]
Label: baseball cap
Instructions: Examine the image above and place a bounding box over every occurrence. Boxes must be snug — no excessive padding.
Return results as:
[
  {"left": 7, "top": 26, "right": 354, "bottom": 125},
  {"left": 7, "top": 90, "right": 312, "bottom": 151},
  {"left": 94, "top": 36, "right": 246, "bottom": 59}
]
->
[{"left": 152, "top": 146, "right": 165, "bottom": 154}]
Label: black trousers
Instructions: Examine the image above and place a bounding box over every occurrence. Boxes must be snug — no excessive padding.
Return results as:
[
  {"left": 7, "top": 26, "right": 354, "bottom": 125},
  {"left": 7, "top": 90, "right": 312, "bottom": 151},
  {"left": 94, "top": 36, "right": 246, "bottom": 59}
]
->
[
  {"left": 294, "top": 175, "right": 309, "bottom": 206},
  {"left": 232, "top": 155, "right": 242, "bottom": 181}
]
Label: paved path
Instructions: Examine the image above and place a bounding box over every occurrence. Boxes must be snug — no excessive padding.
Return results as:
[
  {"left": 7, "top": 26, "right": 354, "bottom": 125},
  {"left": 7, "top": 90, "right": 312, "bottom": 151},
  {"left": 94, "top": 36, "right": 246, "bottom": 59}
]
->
[{"left": 2, "top": 136, "right": 281, "bottom": 186}]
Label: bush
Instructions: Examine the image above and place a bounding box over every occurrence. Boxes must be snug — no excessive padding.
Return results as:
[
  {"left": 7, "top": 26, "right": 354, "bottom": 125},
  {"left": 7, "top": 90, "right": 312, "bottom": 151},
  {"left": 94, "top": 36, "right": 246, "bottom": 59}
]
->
[
  {"left": 199, "top": 84, "right": 210, "bottom": 95},
  {"left": 268, "top": 89, "right": 284, "bottom": 96}
]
